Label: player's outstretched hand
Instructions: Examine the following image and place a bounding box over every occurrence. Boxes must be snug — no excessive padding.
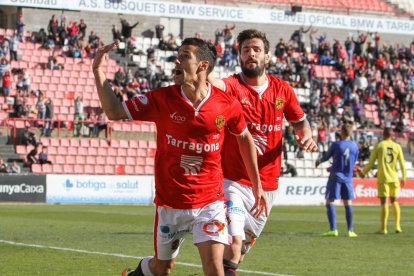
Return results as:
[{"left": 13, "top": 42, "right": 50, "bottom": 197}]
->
[
  {"left": 92, "top": 40, "right": 120, "bottom": 71},
  {"left": 294, "top": 127, "right": 318, "bottom": 152},
  {"left": 251, "top": 187, "right": 268, "bottom": 218}
]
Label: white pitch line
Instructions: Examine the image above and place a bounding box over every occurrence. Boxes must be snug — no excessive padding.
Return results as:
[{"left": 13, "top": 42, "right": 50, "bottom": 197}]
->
[{"left": 0, "top": 239, "right": 291, "bottom": 276}]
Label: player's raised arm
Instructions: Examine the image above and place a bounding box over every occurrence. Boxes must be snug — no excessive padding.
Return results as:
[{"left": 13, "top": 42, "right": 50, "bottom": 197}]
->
[
  {"left": 92, "top": 40, "right": 128, "bottom": 120},
  {"left": 292, "top": 119, "right": 318, "bottom": 152},
  {"left": 207, "top": 72, "right": 226, "bottom": 92},
  {"left": 235, "top": 130, "right": 268, "bottom": 218}
]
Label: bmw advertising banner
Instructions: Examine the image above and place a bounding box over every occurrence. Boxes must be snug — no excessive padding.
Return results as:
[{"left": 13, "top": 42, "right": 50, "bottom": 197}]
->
[
  {"left": 46, "top": 175, "right": 154, "bottom": 204},
  {"left": 0, "top": 175, "right": 46, "bottom": 202}
]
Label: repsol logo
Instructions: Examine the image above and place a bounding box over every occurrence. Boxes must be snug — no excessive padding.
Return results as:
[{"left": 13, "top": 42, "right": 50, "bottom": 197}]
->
[
  {"left": 285, "top": 185, "right": 325, "bottom": 195},
  {"left": 0, "top": 184, "right": 44, "bottom": 195}
]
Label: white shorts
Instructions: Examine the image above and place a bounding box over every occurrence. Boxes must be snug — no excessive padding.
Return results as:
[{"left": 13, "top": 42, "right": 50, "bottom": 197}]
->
[
  {"left": 224, "top": 178, "right": 277, "bottom": 254},
  {"left": 154, "top": 200, "right": 228, "bottom": 260}
]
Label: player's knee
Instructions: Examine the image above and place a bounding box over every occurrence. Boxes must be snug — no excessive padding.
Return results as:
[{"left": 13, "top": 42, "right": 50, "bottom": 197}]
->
[{"left": 224, "top": 259, "right": 238, "bottom": 276}]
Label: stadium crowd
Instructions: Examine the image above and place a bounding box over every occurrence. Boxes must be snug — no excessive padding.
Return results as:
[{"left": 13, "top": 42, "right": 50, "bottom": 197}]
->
[{"left": 0, "top": 13, "right": 414, "bottom": 171}]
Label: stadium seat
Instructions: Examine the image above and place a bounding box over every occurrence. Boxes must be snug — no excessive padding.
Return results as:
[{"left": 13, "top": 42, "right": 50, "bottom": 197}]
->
[{"left": 31, "top": 164, "right": 42, "bottom": 173}]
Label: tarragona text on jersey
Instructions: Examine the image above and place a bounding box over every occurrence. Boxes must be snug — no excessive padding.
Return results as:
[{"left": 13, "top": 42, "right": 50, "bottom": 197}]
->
[
  {"left": 123, "top": 84, "right": 247, "bottom": 209},
  {"left": 221, "top": 74, "right": 305, "bottom": 191}
]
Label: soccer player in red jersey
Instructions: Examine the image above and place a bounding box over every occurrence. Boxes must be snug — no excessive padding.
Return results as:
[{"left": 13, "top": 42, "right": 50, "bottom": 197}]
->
[
  {"left": 93, "top": 38, "right": 268, "bottom": 276},
  {"left": 209, "top": 29, "right": 318, "bottom": 275}
]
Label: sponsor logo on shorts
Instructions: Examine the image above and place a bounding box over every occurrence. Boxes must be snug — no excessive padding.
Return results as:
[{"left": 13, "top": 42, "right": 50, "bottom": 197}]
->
[
  {"left": 203, "top": 220, "right": 226, "bottom": 235},
  {"left": 171, "top": 239, "right": 180, "bottom": 250},
  {"left": 227, "top": 206, "right": 245, "bottom": 215},
  {"left": 160, "top": 225, "right": 170, "bottom": 234}
]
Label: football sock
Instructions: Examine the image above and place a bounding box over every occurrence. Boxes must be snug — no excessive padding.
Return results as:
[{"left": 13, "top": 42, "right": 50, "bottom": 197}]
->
[
  {"left": 134, "top": 256, "right": 153, "bottom": 276},
  {"left": 224, "top": 259, "right": 238, "bottom": 276},
  {"left": 381, "top": 204, "right": 389, "bottom": 231},
  {"left": 392, "top": 201, "right": 401, "bottom": 230},
  {"left": 344, "top": 205, "right": 353, "bottom": 231},
  {"left": 326, "top": 204, "right": 336, "bottom": 230}
]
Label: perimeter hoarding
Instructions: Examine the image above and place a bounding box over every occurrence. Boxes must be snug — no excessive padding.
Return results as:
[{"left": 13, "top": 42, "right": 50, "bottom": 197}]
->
[
  {"left": 46, "top": 174, "right": 154, "bottom": 204},
  {"left": 0, "top": 174, "right": 46, "bottom": 202},
  {"left": 276, "top": 177, "right": 414, "bottom": 205}
]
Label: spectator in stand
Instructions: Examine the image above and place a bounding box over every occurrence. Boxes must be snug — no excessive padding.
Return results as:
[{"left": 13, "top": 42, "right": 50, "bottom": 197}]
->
[
  {"left": 96, "top": 112, "right": 108, "bottom": 138},
  {"left": 158, "top": 36, "right": 168, "bottom": 51},
  {"left": 10, "top": 161, "right": 21, "bottom": 174},
  {"left": 88, "top": 30, "right": 99, "bottom": 45},
  {"left": 274, "top": 38, "right": 287, "bottom": 59},
  {"left": 38, "top": 146, "right": 52, "bottom": 165},
  {"left": 57, "top": 21, "right": 67, "bottom": 46},
  {"left": 22, "top": 126, "right": 37, "bottom": 146},
  {"left": 146, "top": 58, "right": 158, "bottom": 90},
  {"left": 120, "top": 17, "right": 139, "bottom": 56},
  {"left": 48, "top": 15, "right": 59, "bottom": 40},
  {"left": 78, "top": 19, "right": 87, "bottom": 39},
  {"left": 48, "top": 52, "right": 63, "bottom": 70},
  {"left": 8, "top": 31, "right": 19, "bottom": 61},
  {"left": 1, "top": 35, "right": 10, "bottom": 59},
  {"left": 36, "top": 93, "right": 46, "bottom": 123},
  {"left": 223, "top": 23, "right": 236, "bottom": 47},
  {"left": 22, "top": 69, "right": 30, "bottom": 97},
  {"left": 16, "top": 14, "right": 25, "bottom": 42},
  {"left": 43, "top": 98, "right": 54, "bottom": 137},
  {"left": 67, "top": 20, "right": 80, "bottom": 46},
  {"left": 2, "top": 70, "right": 11, "bottom": 97},
  {"left": 281, "top": 161, "right": 298, "bottom": 177},
  {"left": 26, "top": 143, "right": 40, "bottom": 169},
  {"left": 113, "top": 67, "right": 126, "bottom": 87},
  {"left": 317, "top": 120, "right": 327, "bottom": 153},
  {"left": 155, "top": 24, "right": 165, "bottom": 40},
  {"left": 166, "top": 33, "right": 178, "bottom": 51},
  {"left": 112, "top": 25, "right": 122, "bottom": 42},
  {"left": 0, "top": 158, "right": 9, "bottom": 173},
  {"left": 73, "top": 95, "right": 85, "bottom": 137}
]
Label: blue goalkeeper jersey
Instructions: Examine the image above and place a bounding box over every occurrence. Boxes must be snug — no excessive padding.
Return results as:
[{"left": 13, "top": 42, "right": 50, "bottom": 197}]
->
[{"left": 321, "top": 139, "right": 359, "bottom": 183}]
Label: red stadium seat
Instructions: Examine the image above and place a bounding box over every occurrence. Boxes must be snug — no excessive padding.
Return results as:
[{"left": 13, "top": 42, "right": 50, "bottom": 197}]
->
[
  {"left": 115, "top": 165, "right": 126, "bottom": 175},
  {"left": 31, "top": 164, "right": 42, "bottom": 173}
]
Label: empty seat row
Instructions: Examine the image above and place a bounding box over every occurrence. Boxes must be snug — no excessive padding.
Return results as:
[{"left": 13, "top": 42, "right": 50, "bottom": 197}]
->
[{"left": 31, "top": 163, "right": 154, "bottom": 175}]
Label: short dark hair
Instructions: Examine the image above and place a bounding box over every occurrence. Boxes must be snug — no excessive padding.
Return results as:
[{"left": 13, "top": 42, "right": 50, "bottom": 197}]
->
[
  {"left": 237, "top": 29, "right": 270, "bottom": 54},
  {"left": 180, "top": 37, "right": 217, "bottom": 74},
  {"left": 383, "top": 127, "right": 393, "bottom": 139}
]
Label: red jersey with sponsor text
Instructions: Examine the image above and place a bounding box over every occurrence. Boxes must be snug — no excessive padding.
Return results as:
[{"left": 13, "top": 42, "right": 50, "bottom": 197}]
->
[
  {"left": 222, "top": 74, "right": 305, "bottom": 191},
  {"left": 123, "top": 84, "right": 247, "bottom": 209}
]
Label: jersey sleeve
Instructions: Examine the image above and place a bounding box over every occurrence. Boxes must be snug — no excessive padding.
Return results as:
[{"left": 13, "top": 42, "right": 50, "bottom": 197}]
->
[
  {"left": 122, "top": 91, "right": 159, "bottom": 122},
  {"left": 226, "top": 98, "right": 247, "bottom": 136},
  {"left": 283, "top": 84, "right": 306, "bottom": 123},
  {"left": 321, "top": 142, "right": 335, "bottom": 163}
]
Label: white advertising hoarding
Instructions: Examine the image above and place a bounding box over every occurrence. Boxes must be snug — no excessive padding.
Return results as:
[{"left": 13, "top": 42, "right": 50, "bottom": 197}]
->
[
  {"left": 275, "top": 177, "right": 326, "bottom": 205},
  {"left": 47, "top": 174, "right": 154, "bottom": 204}
]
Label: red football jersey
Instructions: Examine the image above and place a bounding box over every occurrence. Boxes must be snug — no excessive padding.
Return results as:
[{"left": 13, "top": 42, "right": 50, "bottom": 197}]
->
[
  {"left": 123, "top": 84, "right": 247, "bottom": 209},
  {"left": 222, "top": 74, "right": 305, "bottom": 191}
]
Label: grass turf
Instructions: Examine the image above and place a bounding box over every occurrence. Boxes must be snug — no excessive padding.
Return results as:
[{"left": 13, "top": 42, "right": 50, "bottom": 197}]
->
[{"left": 0, "top": 204, "right": 413, "bottom": 276}]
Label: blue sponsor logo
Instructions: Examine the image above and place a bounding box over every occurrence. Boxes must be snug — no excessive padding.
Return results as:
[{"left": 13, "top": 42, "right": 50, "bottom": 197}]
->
[
  {"left": 116, "top": 180, "right": 139, "bottom": 189},
  {"left": 65, "top": 179, "right": 106, "bottom": 191},
  {"left": 160, "top": 225, "right": 170, "bottom": 233},
  {"left": 65, "top": 179, "right": 74, "bottom": 188},
  {"left": 228, "top": 207, "right": 245, "bottom": 215},
  {"left": 225, "top": 200, "right": 233, "bottom": 207}
]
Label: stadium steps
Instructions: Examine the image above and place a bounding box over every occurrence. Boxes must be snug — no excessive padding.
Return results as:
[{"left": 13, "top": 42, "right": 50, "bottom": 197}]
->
[{"left": 0, "top": 133, "right": 29, "bottom": 173}]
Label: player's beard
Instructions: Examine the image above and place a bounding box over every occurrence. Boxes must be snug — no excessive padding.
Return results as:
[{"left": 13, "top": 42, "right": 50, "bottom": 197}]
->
[{"left": 240, "top": 59, "right": 265, "bottom": 78}]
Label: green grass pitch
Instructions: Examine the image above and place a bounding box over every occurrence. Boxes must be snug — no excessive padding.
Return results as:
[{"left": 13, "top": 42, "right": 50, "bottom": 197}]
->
[{"left": 1, "top": 204, "right": 413, "bottom": 276}]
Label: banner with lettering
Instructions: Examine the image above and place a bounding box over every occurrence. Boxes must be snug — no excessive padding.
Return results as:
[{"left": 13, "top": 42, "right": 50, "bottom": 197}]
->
[{"left": 1, "top": 0, "right": 413, "bottom": 35}]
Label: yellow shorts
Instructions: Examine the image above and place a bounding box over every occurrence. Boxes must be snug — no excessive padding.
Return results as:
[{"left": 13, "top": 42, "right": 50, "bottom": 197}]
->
[{"left": 377, "top": 182, "right": 400, "bottom": 197}]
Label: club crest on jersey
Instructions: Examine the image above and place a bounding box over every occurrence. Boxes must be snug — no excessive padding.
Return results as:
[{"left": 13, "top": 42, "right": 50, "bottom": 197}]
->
[
  {"left": 215, "top": 115, "right": 226, "bottom": 130},
  {"left": 275, "top": 97, "right": 284, "bottom": 110}
]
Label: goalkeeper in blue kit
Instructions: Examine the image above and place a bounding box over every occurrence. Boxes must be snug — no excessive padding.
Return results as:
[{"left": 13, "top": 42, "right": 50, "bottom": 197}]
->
[{"left": 315, "top": 124, "right": 359, "bottom": 237}]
